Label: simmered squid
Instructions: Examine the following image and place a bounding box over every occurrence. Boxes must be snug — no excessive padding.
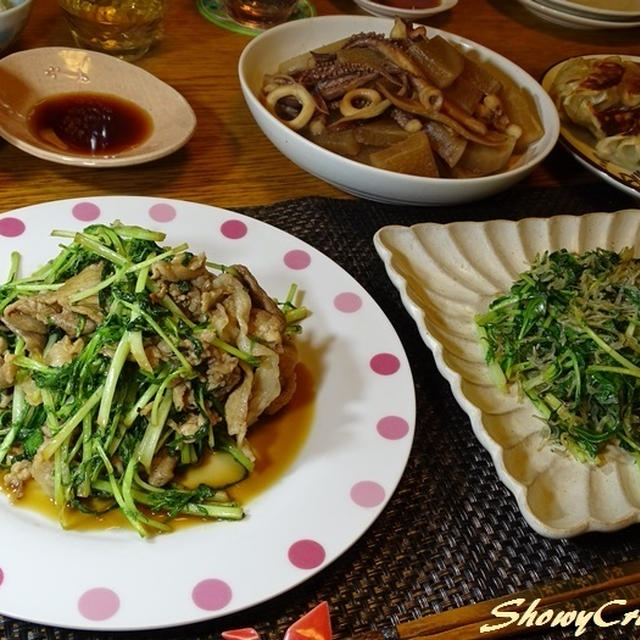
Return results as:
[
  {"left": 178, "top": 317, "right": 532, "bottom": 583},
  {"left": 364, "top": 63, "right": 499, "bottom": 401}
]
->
[{"left": 261, "top": 19, "right": 544, "bottom": 179}]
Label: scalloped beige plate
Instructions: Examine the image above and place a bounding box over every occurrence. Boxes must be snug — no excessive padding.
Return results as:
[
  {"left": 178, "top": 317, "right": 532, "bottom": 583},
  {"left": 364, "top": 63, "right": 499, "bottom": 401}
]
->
[
  {"left": 375, "top": 209, "right": 640, "bottom": 538},
  {"left": 541, "top": 55, "right": 640, "bottom": 200},
  {"left": 0, "top": 47, "right": 196, "bottom": 167}
]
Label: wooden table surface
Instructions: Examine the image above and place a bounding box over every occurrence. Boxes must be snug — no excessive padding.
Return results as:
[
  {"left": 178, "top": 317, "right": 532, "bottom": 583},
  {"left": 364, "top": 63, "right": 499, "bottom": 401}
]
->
[{"left": 2, "top": 0, "right": 640, "bottom": 213}]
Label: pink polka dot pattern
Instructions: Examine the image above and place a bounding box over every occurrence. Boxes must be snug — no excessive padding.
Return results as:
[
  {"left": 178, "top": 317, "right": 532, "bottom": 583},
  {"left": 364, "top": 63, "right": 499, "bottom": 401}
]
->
[
  {"left": 72, "top": 202, "right": 100, "bottom": 222},
  {"left": 0, "top": 217, "right": 25, "bottom": 237},
  {"left": 288, "top": 539, "right": 326, "bottom": 569},
  {"left": 284, "top": 249, "right": 311, "bottom": 270},
  {"left": 377, "top": 416, "right": 410, "bottom": 440},
  {"left": 221, "top": 219, "right": 248, "bottom": 239},
  {"left": 370, "top": 353, "right": 401, "bottom": 375},
  {"left": 149, "top": 203, "right": 177, "bottom": 223},
  {"left": 192, "top": 578, "right": 232, "bottom": 611},
  {"left": 78, "top": 587, "right": 120, "bottom": 621},
  {"left": 334, "top": 292, "right": 362, "bottom": 313},
  {"left": 350, "top": 481, "right": 386, "bottom": 507}
]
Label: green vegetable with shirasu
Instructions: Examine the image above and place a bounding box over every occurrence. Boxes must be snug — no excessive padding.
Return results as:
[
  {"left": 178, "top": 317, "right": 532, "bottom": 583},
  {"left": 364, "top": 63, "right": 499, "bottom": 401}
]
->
[
  {"left": 476, "top": 247, "right": 640, "bottom": 465},
  {"left": 0, "top": 222, "right": 307, "bottom": 536}
]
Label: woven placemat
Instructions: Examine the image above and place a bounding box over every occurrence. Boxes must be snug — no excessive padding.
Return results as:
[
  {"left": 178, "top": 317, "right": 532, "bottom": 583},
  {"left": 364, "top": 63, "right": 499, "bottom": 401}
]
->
[{"left": 2, "top": 184, "right": 640, "bottom": 640}]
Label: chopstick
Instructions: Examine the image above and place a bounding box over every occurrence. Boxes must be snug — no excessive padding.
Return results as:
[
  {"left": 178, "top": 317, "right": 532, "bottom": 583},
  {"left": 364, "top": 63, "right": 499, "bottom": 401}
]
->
[{"left": 357, "top": 559, "right": 640, "bottom": 640}]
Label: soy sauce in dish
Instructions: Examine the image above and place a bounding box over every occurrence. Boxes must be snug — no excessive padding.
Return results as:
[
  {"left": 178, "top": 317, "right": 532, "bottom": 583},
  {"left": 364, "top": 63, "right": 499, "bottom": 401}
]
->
[{"left": 28, "top": 92, "right": 153, "bottom": 155}]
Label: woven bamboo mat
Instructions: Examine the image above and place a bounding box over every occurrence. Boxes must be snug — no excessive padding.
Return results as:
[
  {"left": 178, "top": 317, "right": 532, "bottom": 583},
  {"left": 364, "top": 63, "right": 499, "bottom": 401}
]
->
[{"left": 2, "top": 183, "right": 640, "bottom": 640}]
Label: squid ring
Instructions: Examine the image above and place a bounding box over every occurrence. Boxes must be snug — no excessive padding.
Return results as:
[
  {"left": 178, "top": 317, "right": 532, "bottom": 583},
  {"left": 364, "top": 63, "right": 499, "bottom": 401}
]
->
[
  {"left": 265, "top": 84, "right": 316, "bottom": 130},
  {"left": 339, "top": 88, "right": 383, "bottom": 117}
]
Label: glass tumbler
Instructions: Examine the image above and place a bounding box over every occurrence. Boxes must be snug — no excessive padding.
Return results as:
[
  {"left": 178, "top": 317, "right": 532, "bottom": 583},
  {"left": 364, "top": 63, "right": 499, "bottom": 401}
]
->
[
  {"left": 58, "top": 0, "right": 167, "bottom": 61},
  {"left": 222, "top": 0, "right": 297, "bottom": 29}
]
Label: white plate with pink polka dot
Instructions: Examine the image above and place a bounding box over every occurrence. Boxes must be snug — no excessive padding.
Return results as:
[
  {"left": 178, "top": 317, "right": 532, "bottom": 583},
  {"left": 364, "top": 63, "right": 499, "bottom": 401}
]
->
[{"left": 0, "top": 196, "right": 415, "bottom": 630}]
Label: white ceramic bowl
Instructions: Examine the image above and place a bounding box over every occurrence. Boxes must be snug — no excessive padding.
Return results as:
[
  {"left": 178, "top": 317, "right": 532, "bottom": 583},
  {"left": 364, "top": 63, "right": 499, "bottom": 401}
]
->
[
  {"left": 0, "top": 0, "right": 33, "bottom": 55},
  {"left": 238, "top": 15, "right": 560, "bottom": 206}
]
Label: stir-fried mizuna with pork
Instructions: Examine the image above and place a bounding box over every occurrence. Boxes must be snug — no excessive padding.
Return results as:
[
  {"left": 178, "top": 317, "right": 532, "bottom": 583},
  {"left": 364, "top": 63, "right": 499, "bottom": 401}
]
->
[{"left": 0, "top": 222, "right": 307, "bottom": 535}]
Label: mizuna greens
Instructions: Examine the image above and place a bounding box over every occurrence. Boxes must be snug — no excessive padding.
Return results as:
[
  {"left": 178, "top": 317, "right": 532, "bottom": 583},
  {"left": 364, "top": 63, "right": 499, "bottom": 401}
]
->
[
  {"left": 0, "top": 222, "right": 307, "bottom": 535},
  {"left": 476, "top": 247, "right": 640, "bottom": 465}
]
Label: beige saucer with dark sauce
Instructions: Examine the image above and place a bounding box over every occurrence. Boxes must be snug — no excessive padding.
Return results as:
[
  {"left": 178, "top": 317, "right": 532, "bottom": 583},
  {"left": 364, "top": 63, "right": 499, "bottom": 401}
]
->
[{"left": 0, "top": 47, "right": 196, "bottom": 167}]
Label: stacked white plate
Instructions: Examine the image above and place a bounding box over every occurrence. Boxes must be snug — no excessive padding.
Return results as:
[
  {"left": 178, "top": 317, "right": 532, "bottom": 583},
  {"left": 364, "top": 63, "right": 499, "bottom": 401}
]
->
[{"left": 518, "top": 0, "right": 640, "bottom": 28}]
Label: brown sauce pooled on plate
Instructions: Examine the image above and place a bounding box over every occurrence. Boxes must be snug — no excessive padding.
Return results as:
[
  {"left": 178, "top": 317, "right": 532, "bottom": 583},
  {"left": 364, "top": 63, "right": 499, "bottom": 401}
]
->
[
  {"left": 28, "top": 92, "right": 153, "bottom": 155},
  {"left": 3, "top": 362, "right": 316, "bottom": 533}
]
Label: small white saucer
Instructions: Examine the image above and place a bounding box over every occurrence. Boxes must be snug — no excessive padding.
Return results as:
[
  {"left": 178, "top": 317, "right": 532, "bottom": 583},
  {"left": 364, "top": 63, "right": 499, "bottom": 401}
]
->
[
  {"left": 353, "top": 0, "right": 456, "bottom": 20},
  {"left": 0, "top": 47, "right": 197, "bottom": 168}
]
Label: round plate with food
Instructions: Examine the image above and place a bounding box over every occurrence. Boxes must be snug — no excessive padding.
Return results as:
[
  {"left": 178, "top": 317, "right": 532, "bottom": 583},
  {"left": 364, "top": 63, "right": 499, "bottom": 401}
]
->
[
  {"left": 542, "top": 54, "right": 640, "bottom": 200},
  {"left": 0, "top": 196, "right": 415, "bottom": 630}
]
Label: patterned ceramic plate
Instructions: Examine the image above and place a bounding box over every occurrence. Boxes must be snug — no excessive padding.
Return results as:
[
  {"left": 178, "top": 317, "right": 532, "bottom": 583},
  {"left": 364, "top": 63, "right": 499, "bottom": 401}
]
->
[
  {"left": 196, "top": 0, "right": 316, "bottom": 36},
  {"left": 0, "top": 196, "right": 414, "bottom": 630},
  {"left": 541, "top": 55, "right": 640, "bottom": 201},
  {"left": 375, "top": 209, "right": 640, "bottom": 539}
]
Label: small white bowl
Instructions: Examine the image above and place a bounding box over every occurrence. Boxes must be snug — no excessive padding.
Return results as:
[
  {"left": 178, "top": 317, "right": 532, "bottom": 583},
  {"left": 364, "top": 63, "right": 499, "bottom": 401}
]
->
[
  {"left": 353, "top": 0, "right": 457, "bottom": 20},
  {"left": 0, "top": 0, "right": 33, "bottom": 55},
  {"left": 0, "top": 46, "right": 196, "bottom": 167},
  {"left": 238, "top": 15, "right": 560, "bottom": 206}
]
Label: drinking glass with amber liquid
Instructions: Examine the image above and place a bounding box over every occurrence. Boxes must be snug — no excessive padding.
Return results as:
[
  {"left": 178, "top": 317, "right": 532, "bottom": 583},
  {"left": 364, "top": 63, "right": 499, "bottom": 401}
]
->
[
  {"left": 223, "top": 0, "right": 297, "bottom": 29},
  {"left": 58, "top": 0, "right": 167, "bottom": 61}
]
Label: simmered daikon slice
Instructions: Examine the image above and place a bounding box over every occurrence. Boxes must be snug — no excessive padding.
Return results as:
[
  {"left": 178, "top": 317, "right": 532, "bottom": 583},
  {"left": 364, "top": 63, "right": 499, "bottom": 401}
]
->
[
  {"left": 370, "top": 131, "right": 439, "bottom": 177},
  {"left": 353, "top": 118, "right": 410, "bottom": 147},
  {"left": 310, "top": 128, "right": 361, "bottom": 156},
  {"left": 451, "top": 135, "right": 516, "bottom": 178},
  {"left": 408, "top": 35, "right": 465, "bottom": 89}
]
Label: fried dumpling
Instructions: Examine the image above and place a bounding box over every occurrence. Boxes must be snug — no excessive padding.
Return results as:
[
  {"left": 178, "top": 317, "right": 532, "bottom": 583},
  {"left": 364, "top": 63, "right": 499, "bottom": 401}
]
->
[
  {"left": 549, "top": 55, "right": 640, "bottom": 171},
  {"left": 551, "top": 56, "right": 627, "bottom": 138},
  {"left": 595, "top": 133, "right": 640, "bottom": 171}
]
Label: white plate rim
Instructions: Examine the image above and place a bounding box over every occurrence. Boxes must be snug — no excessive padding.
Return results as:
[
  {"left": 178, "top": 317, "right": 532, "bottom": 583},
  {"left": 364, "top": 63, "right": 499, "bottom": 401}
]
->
[
  {"left": 518, "top": 0, "right": 640, "bottom": 27},
  {"left": 536, "top": 0, "right": 640, "bottom": 20},
  {"left": 0, "top": 195, "right": 415, "bottom": 630}
]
